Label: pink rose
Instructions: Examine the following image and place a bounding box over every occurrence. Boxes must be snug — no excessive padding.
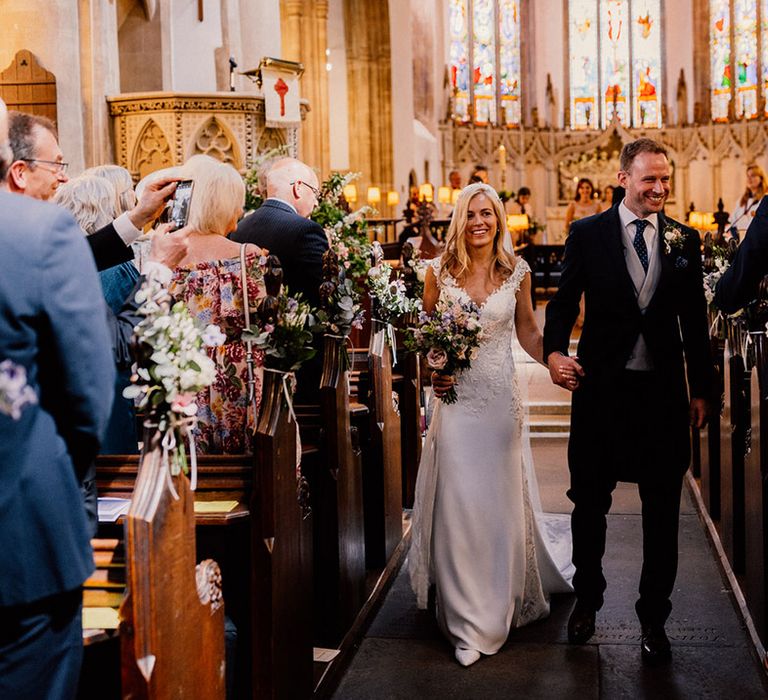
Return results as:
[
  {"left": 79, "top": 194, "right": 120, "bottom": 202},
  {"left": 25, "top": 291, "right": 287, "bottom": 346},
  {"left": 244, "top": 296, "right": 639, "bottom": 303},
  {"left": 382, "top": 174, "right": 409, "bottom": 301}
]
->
[{"left": 426, "top": 348, "right": 448, "bottom": 370}]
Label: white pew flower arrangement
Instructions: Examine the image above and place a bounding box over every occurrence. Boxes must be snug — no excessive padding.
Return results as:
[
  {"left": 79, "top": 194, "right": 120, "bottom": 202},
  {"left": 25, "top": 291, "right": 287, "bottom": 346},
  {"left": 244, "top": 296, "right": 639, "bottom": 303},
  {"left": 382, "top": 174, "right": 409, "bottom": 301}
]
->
[
  {"left": 367, "top": 261, "right": 423, "bottom": 325},
  {"left": 123, "top": 275, "right": 225, "bottom": 490}
]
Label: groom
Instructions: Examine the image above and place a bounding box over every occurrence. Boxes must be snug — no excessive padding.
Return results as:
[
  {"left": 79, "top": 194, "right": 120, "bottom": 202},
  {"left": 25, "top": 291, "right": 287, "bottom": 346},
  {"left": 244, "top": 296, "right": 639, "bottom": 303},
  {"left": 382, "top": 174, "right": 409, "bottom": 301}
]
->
[{"left": 544, "top": 138, "right": 712, "bottom": 664}]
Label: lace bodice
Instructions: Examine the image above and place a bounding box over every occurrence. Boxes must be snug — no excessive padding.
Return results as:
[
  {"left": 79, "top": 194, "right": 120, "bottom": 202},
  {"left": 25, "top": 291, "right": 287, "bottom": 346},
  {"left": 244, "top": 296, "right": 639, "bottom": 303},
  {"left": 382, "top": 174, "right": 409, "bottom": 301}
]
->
[{"left": 429, "top": 257, "right": 530, "bottom": 417}]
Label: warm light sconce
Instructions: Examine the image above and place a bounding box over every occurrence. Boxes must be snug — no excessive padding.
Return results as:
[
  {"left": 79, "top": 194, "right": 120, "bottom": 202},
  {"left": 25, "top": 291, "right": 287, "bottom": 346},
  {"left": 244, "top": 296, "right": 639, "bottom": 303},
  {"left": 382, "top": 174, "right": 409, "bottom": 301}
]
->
[
  {"left": 343, "top": 184, "right": 358, "bottom": 203},
  {"left": 367, "top": 186, "right": 382, "bottom": 205},
  {"left": 387, "top": 191, "right": 400, "bottom": 207},
  {"left": 419, "top": 183, "right": 434, "bottom": 202},
  {"left": 437, "top": 186, "right": 452, "bottom": 204},
  {"left": 689, "top": 211, "right": 716, "bottom": 230},
  {"left": 452, "top": 189, "right": 460, "bottom": 205},
  {"left": 507, "top": 214, "right": 530, "bottom": 231}
]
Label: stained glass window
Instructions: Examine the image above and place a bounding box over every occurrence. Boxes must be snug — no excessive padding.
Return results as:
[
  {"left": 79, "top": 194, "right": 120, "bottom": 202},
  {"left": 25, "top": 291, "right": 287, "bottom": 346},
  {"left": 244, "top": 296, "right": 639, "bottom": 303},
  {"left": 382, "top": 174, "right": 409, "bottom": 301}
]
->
[
  {"left": 631, "top": 0, "right": 662, "bottom": 128},
  {"left": 498, "top": 0, "right": 521, "bottom": 126},
  {"left": 447, "top": 0, "right": 522, "bottom": 126},
  {"left": 569, "top": 0, "right": 600, "bottom": 129},
  {"left": 449, "top": 0, "right": 471, "bottom": 123},
  {"left": 568, "top": 0, "right": 662, "bottom": 129},
  {"left": 710, "top": 0, "right": 768, "bottom": 122}
]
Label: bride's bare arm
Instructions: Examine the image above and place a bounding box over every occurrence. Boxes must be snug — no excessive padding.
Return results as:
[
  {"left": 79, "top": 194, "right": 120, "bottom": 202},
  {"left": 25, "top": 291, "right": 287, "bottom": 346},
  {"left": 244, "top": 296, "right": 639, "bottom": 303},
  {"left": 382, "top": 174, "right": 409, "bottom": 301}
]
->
[
  {"left": 423, "top": 265, "right": 439, "bottom": 313},
  {"left": 514, "top": 273, "right": 544, "bottom": 365}
]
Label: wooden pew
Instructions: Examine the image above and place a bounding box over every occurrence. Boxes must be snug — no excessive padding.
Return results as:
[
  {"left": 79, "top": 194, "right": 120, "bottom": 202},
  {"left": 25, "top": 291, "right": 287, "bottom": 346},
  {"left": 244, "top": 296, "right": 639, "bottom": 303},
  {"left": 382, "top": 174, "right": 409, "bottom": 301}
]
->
[
  {"left": 356, "top": 320, "right": 403, "bottom": 568},
  {"left": 120, "top": 429, "right": 226, "bottom": 698},
  {"left": 744, "top": 332, "right": 768, "bottom": 646},
  {"left": 700, "top": 335, "right": 725, "bottom": 520},
  {"left": 297, "top": 335, "right": 367, "bottom": 647},
  {"left": 720, "top": 331, "right": 748, "bottom": 574}
]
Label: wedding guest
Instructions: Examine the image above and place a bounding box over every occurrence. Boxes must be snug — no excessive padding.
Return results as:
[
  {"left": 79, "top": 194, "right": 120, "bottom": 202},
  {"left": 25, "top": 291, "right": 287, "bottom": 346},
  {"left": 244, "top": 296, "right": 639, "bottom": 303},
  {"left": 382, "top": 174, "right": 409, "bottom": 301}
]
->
[
  {"left": 54, "top": 174, "right": 141, "bottom": 454},
  {"left": 509, "top": 186, "right": 532, "bottom": 215},
  {"left": 231, "top": 156, "right": 326, "bottom": 309},
  {"left": 169, "top": 155, "right": 267, "bottom": 454},
  {"left": 601, "top": 184, "right": 615, "bottom": 211},
  {"left": 469, "top": 164, "right": 489, "bottom": 184},
  {"left": 545, "top": 137, "right": 712, "bottom": 665},
  {"left": 564, "top": 178, "right": 602, "bottom": 233},
  {"left": 449, "top": 170, "right": 462, "bottom": 190},
  {"left": 410, "top": 183, "right": 576, "bottom": 667},
  {"left": 715, "top": 195, "right": 768, "bottom": 313},
  {"left": 6, "top": 110, "right": 178, "bottom": 271},
  {"left": 0, "top": 97, "right": 114, "bottom": 700},
  {"left": 728, "top": 163, "right": 767, "bottom": 239}
]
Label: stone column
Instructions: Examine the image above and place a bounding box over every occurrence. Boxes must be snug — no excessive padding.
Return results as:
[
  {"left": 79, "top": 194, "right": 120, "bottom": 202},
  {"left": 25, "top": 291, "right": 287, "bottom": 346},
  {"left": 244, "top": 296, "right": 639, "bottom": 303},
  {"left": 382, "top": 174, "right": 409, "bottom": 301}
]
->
[
  {"left": 343, "top": 0, "right": 394, "bottom": 192},
  {"left": 280, "top": 0, "right": 330, "bottom": 174},
  {"left": 78, "top": 0, "right": 120, "bottom": 167}
]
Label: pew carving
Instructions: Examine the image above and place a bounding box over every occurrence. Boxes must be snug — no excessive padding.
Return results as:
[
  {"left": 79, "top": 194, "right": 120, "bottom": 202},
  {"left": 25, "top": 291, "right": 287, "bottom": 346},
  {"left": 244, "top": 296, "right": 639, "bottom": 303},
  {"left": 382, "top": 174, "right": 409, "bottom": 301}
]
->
[{"left": 120, "top": 427, "right": 226, "bottom": 699}]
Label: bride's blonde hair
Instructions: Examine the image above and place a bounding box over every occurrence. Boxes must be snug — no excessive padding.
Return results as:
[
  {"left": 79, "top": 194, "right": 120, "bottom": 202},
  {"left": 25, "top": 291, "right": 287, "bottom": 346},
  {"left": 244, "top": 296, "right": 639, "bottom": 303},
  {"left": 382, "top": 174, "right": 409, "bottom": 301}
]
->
[{"left": 440, "top": 183, "right": 516, "bottom": 285}]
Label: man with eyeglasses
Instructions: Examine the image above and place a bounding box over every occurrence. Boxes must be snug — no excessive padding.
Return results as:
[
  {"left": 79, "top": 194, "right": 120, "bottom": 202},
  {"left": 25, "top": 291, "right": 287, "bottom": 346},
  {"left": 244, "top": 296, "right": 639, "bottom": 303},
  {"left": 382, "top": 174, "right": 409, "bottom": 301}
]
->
[
  {"left": 6, "top": 111, "right": 178, "bottom": 272},
  {"left": 232, "top": 156, "right": 328, "bottom": 309}
]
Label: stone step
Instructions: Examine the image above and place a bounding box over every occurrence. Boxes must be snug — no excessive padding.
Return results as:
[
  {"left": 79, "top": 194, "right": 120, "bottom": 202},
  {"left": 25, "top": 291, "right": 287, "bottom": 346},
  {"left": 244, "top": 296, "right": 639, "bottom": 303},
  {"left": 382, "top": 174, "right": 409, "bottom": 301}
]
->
[
  {"left": 527, "top": 415, "right": 571, "bottom": 433},
  {"left": 526, "top": 400, "right": 571, "bottom": 416}
]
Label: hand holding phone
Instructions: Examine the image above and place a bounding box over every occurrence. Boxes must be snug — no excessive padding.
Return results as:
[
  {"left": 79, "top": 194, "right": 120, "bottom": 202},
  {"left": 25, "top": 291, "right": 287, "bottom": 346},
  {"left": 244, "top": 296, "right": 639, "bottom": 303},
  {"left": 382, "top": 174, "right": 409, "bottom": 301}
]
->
[{"left": 168, "top": 180, "right": 194, "bottom": 230}]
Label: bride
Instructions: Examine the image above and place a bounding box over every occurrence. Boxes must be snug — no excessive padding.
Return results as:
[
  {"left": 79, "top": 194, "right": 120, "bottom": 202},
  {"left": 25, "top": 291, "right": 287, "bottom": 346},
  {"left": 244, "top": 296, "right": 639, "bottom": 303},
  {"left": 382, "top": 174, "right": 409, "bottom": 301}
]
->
[{"left": 409, "top": 183, "right": 580, "bottom": 666}]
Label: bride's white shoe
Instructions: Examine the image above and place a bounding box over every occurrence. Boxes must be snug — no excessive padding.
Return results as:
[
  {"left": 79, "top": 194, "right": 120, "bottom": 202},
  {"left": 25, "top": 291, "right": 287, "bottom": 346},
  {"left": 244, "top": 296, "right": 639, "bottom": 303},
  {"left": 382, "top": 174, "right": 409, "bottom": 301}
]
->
[{"left": 454, "top": 647, "right": 481, "bottom": 667}]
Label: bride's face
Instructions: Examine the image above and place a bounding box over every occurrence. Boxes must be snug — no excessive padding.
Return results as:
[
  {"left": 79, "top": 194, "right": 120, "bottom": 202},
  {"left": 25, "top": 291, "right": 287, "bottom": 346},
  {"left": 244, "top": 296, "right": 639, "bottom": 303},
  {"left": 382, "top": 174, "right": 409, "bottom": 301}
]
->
[{"left": 463, "top": 193, "right": 498, "bottom": 249}]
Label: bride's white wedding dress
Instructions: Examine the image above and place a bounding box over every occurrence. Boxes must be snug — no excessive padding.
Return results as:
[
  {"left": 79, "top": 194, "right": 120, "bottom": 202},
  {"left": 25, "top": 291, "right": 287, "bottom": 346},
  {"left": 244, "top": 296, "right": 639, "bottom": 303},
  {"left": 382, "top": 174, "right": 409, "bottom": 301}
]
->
[{"left": 409, "top": 257, "right": 574, "bottom": 659}]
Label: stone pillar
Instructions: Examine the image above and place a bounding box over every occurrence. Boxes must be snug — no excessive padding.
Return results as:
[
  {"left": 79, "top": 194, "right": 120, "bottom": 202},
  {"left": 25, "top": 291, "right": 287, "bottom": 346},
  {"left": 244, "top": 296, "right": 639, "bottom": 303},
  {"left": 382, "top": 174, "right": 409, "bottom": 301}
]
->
[
  {"left": 343, "top": 0, "right": 394, "bottom": 192},
  {"left": 280, "top": 0, "right": 330, "bottom": 174},
  {"left": 78, "top": 0, "right": 120, "bottom": 167}
]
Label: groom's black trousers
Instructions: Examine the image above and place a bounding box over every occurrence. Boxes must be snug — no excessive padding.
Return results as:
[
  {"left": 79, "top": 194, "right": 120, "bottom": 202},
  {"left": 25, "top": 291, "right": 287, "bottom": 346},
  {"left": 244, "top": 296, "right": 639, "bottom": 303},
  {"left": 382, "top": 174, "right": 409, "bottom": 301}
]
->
[{"left": 567, "top": 369, "right": 689, "bottom": 625}]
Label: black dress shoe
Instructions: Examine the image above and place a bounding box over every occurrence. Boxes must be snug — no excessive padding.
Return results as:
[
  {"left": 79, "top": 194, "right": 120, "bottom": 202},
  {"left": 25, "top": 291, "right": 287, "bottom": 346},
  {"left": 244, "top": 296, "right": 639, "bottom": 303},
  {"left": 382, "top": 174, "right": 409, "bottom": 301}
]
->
[
  {"left": 640, "top": 624, "right": 671, "bottom": 665},
  {"left": 567, "top": 605, "right": 596, "bottom": 644}
]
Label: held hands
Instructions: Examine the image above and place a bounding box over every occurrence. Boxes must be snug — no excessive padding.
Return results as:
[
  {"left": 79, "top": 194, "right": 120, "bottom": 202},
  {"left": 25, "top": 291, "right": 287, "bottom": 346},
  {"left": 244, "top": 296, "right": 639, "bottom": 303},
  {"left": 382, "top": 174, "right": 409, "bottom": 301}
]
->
[
  {"left": 431, "top": 371, "right": 454, "bottom": 399},
  {"left": 547, "top": 352, "right": 585, "bottom": 392}
]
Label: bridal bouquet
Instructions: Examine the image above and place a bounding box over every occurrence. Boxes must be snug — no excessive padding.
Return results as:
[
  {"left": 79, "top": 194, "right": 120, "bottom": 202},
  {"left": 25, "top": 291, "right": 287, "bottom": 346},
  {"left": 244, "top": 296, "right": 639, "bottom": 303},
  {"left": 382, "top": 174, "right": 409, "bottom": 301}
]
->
[{"left": 404, "top": 297, "right": 483, "bottom": 405}]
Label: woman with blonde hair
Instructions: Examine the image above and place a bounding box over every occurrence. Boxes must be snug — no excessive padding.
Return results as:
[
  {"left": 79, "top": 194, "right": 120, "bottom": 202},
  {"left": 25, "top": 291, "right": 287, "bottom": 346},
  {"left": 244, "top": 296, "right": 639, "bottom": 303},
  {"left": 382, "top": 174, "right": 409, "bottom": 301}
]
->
[
  {"left": 409, "top": 183, "right": 577, "bottom": 667},
  {"left": 55, "top": 173, "right": 141, "bottom": 453},
  {"left": 168, "top": 155, "right": 267, "bottom": 454},
  {"left": 729, "top": 163, "right": 768, "bottom": 238}
]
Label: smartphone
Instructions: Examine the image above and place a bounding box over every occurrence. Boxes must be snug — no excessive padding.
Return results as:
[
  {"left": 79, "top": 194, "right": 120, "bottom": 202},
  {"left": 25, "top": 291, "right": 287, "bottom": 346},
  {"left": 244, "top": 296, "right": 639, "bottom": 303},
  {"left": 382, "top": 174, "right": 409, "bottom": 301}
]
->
[{"left": 168, "top": 180, "right": 194, "bottom": 229}]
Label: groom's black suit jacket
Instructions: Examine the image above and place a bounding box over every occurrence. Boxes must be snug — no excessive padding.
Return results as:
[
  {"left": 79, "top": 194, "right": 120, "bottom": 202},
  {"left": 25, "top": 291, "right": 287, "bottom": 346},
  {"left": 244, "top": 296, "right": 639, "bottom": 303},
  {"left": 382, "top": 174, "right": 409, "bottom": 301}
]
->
[{"left": 544, "top": 205, "right": 712, "bottom": 477}]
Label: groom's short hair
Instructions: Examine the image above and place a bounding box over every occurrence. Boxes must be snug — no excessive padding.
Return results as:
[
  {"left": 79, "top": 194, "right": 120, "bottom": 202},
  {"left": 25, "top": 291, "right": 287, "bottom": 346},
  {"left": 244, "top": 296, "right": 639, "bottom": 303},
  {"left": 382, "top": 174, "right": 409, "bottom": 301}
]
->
[{"left": 620, "top": 138, "right": 668, "bottom": 172}]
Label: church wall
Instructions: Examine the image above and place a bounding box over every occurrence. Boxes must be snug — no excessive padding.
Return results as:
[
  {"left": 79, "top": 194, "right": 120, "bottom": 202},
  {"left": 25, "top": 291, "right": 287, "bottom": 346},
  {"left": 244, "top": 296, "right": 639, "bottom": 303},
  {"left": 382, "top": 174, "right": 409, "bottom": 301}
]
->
[
  {"left": 661, "top": 3, "right": 695, "bottom": 126},
  {"left": 165, "top": 0, "right": 221, "bottom": 91},
  {"left": 328, "top": 0, "right": 350, "bottom": 171},
  {"left": 0, "top": 1, "right": 91, "bottom": 172},
  {"left": 238, "top": 0, "right": 281, "bottom": 80},
  {"left": 532, "top": 0, "right": 565, "bottom": 128}
]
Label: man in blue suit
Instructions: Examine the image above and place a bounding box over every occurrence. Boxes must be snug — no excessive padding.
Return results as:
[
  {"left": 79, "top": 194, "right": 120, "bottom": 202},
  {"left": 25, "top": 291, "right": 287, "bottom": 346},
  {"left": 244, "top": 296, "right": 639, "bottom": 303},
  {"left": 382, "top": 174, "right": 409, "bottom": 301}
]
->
[
  {"left": 231, "top": 157, "right": 328, "bottom": 309},
  {"left": 0, "top": 99, "right": 115, "bottom": 699}
]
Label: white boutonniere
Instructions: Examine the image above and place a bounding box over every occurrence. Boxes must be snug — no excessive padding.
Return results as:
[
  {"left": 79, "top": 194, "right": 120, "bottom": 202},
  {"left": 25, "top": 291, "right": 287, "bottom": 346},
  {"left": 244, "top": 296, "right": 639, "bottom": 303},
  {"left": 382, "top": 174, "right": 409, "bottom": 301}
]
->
[{"left": 662, "top": 223, "right": 686, "bottom": 255}]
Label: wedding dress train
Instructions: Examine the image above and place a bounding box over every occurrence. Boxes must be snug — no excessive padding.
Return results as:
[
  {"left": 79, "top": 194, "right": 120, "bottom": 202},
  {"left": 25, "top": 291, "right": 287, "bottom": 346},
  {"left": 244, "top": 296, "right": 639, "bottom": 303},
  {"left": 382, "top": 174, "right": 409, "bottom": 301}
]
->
[{"left": 409, "top": 258, "right": 574, "bottom": 660}]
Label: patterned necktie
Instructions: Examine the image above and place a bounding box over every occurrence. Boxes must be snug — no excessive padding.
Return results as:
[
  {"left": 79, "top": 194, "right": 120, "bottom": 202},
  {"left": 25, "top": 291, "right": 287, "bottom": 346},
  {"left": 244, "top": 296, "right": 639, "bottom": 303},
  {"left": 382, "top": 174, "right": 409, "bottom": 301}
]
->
[{"left": 633, "top": 219, "right": 649, "bottom": 273}]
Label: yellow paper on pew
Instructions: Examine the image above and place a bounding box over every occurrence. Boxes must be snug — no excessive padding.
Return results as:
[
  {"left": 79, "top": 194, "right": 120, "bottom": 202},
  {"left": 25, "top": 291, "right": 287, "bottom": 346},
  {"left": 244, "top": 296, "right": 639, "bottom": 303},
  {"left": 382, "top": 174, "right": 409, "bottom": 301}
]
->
[
  {"left": 194, "top": 500, "right": 239, "bottom": 514},
  {"left": 82, "top": 607, "right": 120, "bottom": 630}
]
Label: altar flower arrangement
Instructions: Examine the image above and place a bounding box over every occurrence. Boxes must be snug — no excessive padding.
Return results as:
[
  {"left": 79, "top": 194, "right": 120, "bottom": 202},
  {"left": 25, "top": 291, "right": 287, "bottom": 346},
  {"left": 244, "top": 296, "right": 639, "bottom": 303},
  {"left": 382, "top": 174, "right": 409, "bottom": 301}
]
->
[
  {"left": 123, "top": 275, "right": 224, "bottom": 474},
  {"left": 368, "top": 261, "right": 422, "bottom": 324},
  {"left": 242, "top": 291, "right": 316, "bottom": 372},
  {"left": 404, "top": 297, "right": 483, "bottom": 405},
  {"left": 0, "top": 359, "right": 37, "bottom": 420}
]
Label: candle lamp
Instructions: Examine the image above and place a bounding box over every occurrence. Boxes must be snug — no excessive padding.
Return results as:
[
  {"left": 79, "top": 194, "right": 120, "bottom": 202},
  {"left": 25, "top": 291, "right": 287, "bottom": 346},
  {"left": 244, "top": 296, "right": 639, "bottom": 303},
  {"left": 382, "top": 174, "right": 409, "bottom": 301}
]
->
[{"left": 343, "top": 184, "right": 357, "bottom": 204}]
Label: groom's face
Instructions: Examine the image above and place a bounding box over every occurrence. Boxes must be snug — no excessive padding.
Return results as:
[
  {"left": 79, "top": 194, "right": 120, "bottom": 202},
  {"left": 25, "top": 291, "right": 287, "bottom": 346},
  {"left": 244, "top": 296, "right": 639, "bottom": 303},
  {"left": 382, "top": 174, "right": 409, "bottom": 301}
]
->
[{"left": 618, "top": 151, "right": 670, "bottom": 219}]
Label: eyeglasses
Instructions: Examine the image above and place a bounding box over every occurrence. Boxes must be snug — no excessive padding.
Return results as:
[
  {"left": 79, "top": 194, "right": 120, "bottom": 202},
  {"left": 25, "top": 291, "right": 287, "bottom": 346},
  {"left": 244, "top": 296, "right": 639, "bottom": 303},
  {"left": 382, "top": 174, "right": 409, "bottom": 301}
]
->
[
  {"left": 21, "top": 158, "right": 69, "bottom": 175},
  {"left": 290, "top": 180, "right": 320, "bottom": 198}
]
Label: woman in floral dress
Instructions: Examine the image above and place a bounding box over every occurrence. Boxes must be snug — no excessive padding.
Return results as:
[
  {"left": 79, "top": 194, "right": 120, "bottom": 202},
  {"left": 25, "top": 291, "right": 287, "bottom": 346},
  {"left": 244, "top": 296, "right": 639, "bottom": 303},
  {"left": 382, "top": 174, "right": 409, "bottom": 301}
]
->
[{"left": 168, "top": 155, "right": 267, "bottom": 454}]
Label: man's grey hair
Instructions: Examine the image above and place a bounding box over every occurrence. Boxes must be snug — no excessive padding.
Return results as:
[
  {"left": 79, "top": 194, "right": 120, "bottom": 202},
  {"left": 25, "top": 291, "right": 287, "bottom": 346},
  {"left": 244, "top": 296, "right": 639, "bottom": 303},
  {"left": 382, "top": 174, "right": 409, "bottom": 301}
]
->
[{"left": 8, "top": 111, "right": 58, "bottom": 164}]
